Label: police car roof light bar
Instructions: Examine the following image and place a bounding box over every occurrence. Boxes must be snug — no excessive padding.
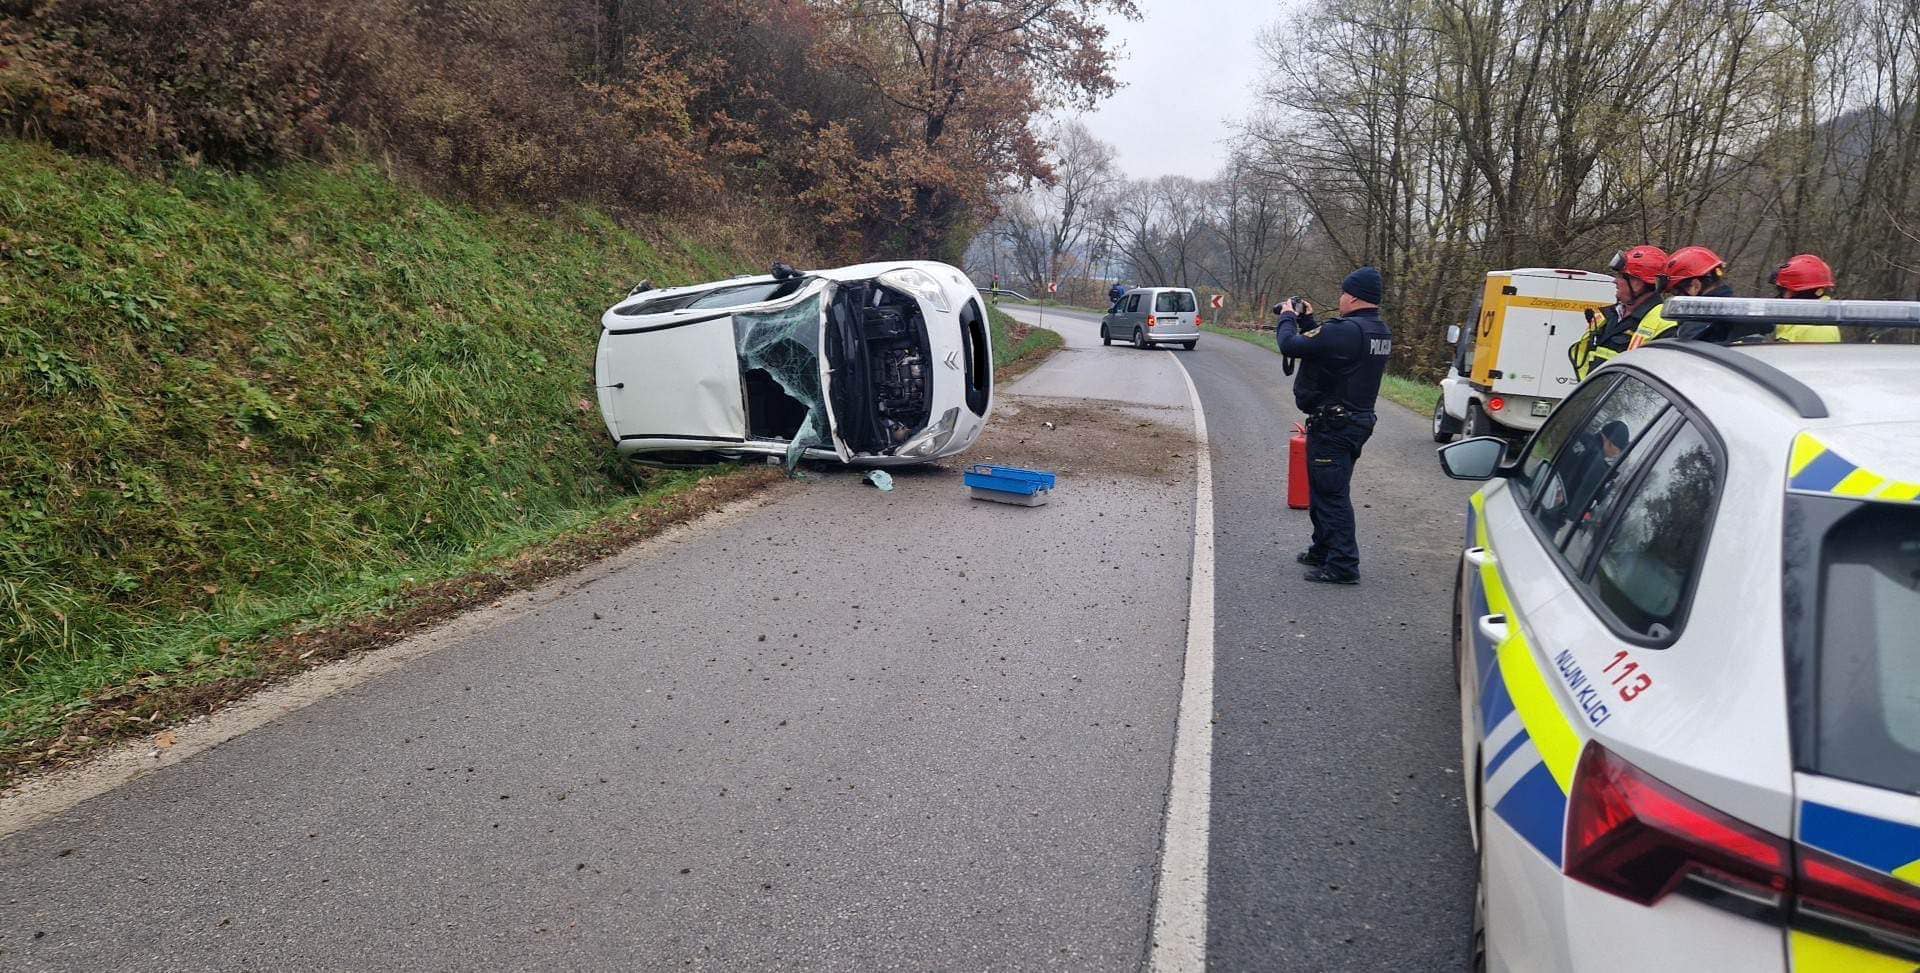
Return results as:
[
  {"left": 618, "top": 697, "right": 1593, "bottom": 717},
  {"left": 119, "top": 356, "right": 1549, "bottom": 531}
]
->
[{"left": 1661, "top": 296, "right": 1920, "bottom": 329}]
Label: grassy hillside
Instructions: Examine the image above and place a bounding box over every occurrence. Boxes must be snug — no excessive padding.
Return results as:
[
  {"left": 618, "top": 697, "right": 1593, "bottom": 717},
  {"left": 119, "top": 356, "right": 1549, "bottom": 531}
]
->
[{"left": 0, "top": 140, "right": 785, "bottom": 755}]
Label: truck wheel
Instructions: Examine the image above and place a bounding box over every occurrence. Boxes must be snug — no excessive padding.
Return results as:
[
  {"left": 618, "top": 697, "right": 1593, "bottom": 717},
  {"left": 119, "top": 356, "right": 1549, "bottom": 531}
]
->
[
  {"left": 1101, "top": 323, "right": 1112, "bottom": 346},
  {"left": 1433, "top": 396, "right": 1463, "bottom": 443},
  {"left": 1465, "top": 401, "right": 1492, "bottom": 438}
]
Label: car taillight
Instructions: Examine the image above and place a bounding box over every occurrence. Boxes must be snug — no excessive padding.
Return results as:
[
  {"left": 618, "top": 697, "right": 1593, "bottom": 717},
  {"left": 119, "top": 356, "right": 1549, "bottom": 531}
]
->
[
  {"left": 1565, "top": 743, "right": 1789, "bottom": 908},
  {"left": 1566, "top": 743, "right": 1920, "bottom": 958},
  {"left": 1196, "top": 312, "right": 1204, "bottom": 325},
  {"left": 1488, "top": 396, "right": 1507, "bottom": 412},
  {"left": 1797, "top": 845, "right": 1920, "bottom": 952},
  {"left": 1147, "top": 315, "right": 1157, "bottom": 328}
]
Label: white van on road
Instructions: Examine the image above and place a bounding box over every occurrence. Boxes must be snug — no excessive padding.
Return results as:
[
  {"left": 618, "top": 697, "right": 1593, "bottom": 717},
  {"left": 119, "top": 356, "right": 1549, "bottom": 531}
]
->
[{"left": 1101, "top": 286, "right": 1201, "bottom": 350}]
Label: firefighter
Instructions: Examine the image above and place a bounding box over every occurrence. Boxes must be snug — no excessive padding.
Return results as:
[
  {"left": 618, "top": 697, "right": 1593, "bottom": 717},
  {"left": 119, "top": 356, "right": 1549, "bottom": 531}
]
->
[
  {"left": 1571, "top": 245, "right": 1667, "bottom": 378},
  {"left": 1630, "top": 246, "right": 1771, "bottom": 346},
  {"left": 1770, "top": 254, "right": 1843, "bottom": 343}
]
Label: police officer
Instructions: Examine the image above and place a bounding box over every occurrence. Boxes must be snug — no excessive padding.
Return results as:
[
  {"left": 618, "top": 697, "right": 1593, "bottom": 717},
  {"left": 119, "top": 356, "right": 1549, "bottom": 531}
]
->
[
  {"left": 1571, "top": 245, "right": 1666, "bottom": 379},
  {"left": 1275, "top": 266, "right": 1394, "bottom": 585}
]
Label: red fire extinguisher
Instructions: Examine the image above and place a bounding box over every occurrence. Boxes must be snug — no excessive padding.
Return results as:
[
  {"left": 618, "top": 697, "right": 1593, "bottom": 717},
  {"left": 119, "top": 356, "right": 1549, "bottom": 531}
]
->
[{"left": 1288, "top": 422, "right": 1311, "bottom": 510}]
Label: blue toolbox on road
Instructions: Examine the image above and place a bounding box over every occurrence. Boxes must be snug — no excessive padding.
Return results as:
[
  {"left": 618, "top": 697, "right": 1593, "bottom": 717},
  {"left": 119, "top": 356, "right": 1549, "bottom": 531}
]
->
[{"left": 964, "top": 465, "right": 1056, "bottom": 507}]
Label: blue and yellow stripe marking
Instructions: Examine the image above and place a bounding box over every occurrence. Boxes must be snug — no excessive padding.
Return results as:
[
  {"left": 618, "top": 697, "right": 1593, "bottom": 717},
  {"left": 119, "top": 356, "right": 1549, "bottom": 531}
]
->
[
  {"left": 1789, "top": 433, "right": 1920, "bottom": 503},
  {"left": 1801, "top": 801, "right": 1920, "bottom": 885},
  {"left": 1466, "top": 491, "right": 1583, "bottom": 867}
]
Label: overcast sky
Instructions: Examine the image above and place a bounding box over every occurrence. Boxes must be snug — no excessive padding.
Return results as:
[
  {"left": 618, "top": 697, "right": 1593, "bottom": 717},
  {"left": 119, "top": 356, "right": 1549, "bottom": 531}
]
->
[{"left": 1074, "top": 0, "right": 1288, "bottom": 181}]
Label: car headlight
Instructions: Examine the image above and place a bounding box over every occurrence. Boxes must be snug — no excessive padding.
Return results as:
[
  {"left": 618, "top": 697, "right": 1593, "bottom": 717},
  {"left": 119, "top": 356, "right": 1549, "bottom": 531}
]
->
[
  {"left": 877, "top": 268, "right": 952, "bottom": 313},
  {"left": 897, "top": 406, "right": 962, "bottom": 458}
]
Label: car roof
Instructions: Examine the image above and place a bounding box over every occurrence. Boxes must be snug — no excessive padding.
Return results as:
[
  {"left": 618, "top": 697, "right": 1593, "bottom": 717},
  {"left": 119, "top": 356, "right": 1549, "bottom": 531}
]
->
[{"left": 1616, "top": 342, "right": 1920, "bottom": 480}]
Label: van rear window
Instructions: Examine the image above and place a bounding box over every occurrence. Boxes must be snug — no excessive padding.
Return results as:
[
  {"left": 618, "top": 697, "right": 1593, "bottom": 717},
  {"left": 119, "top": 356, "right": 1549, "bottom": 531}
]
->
[
  {"left": 1155, "top": 291, "right": 1196, "bottom": 313},
  {"left": 1803, "top": 501, "right": 1920, "bottom": 793}
]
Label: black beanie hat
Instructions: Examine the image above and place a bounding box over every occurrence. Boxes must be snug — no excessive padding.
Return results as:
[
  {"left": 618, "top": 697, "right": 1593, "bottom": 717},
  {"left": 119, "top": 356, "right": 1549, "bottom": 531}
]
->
[{"left": 1341, "top": 266, "right": 1383, "bottom": 304}]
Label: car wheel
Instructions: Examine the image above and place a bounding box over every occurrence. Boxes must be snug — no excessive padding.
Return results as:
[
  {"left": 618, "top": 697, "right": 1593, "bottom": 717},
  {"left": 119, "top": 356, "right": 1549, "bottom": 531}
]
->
[
  {"left": 1133, "top": 328, "right": 1148, "bottom": 349},
  {"left": 1470, "top": 779, "right": 1489, "bottom": 973},
  {"left": 1101, "top": 323, "right": 1112, "bottom": 346},
  {"left": 1465, "top": 401, "right": 1492, "bottom": 438},
  {"left": 1433, "top": 396, "right": 1463, "bottom": 443},
  {"left": 1181, "top": 340, "right": 1197, "bottom": 350}
]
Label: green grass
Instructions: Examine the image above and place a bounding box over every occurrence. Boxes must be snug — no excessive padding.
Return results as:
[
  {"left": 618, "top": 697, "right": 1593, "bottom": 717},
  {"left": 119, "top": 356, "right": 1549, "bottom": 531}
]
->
[
  {"left": 990, "top": 304, "right": 1065, "bottom": 368},
  {"left": 1200, "top": 324, "right": 1435, "bottom": 413},
  {"left": 0, "top": 140, "right": 776, "bottom": 750}
]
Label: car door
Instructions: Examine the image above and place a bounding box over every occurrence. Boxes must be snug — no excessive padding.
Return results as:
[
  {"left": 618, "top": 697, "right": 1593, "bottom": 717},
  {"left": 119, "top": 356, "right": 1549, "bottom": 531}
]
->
[
  {"left": 1464, "top": 374, "right": 1711, "bottom": 963},
  {"left": 1460, "top": 374, "right": 1616, "bottom": 815}
]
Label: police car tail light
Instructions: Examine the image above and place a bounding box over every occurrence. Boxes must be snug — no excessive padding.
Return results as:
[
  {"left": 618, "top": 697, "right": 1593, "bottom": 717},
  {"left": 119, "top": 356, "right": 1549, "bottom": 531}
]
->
[
  {"left": 1564, "top": 742, "right": 1789, "bottom": 908},
  {"left": 1796, "top": 844, "right": 1920, "bottom": 951}
]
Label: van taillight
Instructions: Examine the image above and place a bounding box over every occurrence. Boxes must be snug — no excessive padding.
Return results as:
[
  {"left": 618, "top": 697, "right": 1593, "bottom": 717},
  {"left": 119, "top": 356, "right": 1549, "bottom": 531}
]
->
[
  {"left": 1147, "top": 315, "right": 1157, "bottom": 328},
  {"left": 1196, "top": 312, "right": 1204, "bottom": 326},
  {"left": 1565, "top": 743, "right": 1788, "bottom": 907},
  {"left": 1566, "top": 743, "right": 1920, "bottom": 957}
]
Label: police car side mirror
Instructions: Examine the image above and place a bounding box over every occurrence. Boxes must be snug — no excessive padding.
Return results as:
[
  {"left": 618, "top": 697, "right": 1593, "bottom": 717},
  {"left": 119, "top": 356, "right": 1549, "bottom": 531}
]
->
[
  {"left": 1445, "top": 324, "right": 1462, "bottom": 345},
  {"left": 1437, "top": 437, "right": 1510, "bottom": 481}
]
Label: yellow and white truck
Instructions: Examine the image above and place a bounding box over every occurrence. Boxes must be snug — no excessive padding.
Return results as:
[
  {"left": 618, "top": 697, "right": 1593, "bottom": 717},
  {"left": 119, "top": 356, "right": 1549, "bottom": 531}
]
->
[{"left": 1433, "top": 268, "right": 1614, "bottom": 443}]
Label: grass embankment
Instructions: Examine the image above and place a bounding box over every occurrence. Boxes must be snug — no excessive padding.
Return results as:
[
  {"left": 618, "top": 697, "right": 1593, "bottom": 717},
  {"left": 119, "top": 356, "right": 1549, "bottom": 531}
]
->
[
  {"left": 989, "top": 304, "right": 1065, "bottom": 379},
  {"left": 1200, "top": 324, "right": 1433, "bottom": 413},
  {"left": 0, "top": 140, "right": 791, "bottom": 773}
]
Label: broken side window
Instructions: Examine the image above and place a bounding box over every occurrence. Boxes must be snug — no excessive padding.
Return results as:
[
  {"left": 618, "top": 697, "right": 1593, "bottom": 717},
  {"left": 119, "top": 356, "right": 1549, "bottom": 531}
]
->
[{"left": 734, "top": 292, "right": 828, "bottom": 471}]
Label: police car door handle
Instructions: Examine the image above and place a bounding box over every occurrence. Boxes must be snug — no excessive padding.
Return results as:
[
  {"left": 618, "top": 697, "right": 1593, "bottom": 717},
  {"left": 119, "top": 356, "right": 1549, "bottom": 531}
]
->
[
  {"left": 1464, "top": 546, "right": 1494, "bottom": 569},
  {"left": 1477, "top": 614, "right": 1510, "bottom": 645}
]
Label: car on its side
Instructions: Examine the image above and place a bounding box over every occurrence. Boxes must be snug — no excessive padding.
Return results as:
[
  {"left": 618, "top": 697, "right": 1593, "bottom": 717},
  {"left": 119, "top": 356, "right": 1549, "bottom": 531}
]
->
[
  {"left": 1101, "top": 286, "right": 1200, "bottom": 350},
  {"left": 595, "top": 261, "right": 993, "bottom": 467},
  {"left": 1435, "top": 297, "right": 1920, "bottom": 972}
]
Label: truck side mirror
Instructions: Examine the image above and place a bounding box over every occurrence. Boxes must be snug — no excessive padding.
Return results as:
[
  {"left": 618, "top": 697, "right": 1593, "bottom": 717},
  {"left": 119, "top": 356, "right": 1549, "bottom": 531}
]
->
[{"left": 1445, "top": 324, "right": 1462, "bottom": 345}]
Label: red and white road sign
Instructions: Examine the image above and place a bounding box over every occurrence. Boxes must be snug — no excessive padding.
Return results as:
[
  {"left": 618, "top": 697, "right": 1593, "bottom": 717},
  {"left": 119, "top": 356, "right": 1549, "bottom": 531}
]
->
[
  {"left": 1047, "top": 280, "right": 1058, "bottom": 294},
  {"left": 1209, "top": 294, "right": 1224, "bottom": 310}
]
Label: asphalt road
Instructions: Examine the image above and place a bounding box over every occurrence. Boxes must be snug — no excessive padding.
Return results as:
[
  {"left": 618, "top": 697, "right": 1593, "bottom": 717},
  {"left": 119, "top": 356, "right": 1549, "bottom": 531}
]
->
[
  {"left": 1003, "top": 305, "right": 1479, "bottom": 970},
  {"left": 4, "top": 304, "right": 1477, "bottom": 971}
]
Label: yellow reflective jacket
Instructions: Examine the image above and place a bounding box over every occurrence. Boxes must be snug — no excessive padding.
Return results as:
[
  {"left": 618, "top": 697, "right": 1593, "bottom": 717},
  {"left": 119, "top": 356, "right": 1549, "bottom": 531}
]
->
[{"left": 1774, "top": 323, "right": 1842, "bottom": 343}]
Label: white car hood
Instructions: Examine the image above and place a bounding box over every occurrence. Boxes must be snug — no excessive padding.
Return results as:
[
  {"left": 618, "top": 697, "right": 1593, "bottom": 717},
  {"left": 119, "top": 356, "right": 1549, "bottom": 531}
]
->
[{"left": 596, "top": 315, "right": 746, "bottom": 442}]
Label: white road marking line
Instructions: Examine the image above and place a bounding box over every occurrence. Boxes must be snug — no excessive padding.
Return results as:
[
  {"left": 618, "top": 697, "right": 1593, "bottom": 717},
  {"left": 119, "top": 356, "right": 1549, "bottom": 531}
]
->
[{"left": 1149, "top": 350, "right": 1215, "bottom": 973}]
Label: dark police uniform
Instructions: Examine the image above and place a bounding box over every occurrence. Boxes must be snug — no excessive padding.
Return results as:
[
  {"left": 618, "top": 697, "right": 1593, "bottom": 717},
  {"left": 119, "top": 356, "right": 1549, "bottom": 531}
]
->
[{"left": 1277, "top": 306, "right": 1393, "bottom": 581}]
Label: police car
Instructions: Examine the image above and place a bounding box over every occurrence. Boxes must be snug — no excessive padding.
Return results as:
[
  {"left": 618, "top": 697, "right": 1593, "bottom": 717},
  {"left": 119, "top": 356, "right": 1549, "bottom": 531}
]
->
[{"left": 1435, "top": 297, "right": 1920, "bottom": 972}]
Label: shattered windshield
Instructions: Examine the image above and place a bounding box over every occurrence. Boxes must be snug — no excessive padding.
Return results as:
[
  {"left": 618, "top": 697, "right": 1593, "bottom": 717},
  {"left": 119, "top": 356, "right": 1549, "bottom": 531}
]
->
[{"left": 734, "top": 290, "right": 830, "bottom": 471}]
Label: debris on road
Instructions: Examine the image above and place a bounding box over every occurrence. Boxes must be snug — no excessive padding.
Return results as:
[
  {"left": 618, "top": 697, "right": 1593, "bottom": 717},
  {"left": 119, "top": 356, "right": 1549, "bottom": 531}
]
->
[
  {"left": 864, "top": 470, "right": 895, "bottom": 492},
  {"left": 964, "top": 465, "right": 1056, "bottom": 506}
]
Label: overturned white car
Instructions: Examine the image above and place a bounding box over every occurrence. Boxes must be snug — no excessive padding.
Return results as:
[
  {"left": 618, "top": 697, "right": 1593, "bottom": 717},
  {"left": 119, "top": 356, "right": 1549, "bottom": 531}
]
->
[{"left": 595, "top": 261, "right": 993, "bottom": 468}]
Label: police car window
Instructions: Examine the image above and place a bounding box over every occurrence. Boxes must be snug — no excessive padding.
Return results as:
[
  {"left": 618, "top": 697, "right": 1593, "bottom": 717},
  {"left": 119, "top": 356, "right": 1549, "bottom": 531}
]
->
[
  {"left": 1589, "top": 422, "right": 1719, "bottom": 640},
  {"left": 1530, "top": 377, "right": 1670, "bottom": 550},
  {"left": 1155, "top": 291, "right": 1197, "bottom": 313},
  {"left": 1512, "top": 375, "right": 1620, "bottom": 506},
  {"left": 1809, "top": 505, "right": 1920, "bottom": 793},
  {"left": 1561, "top": 411, "right": 1681, "bottom": 569}
]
